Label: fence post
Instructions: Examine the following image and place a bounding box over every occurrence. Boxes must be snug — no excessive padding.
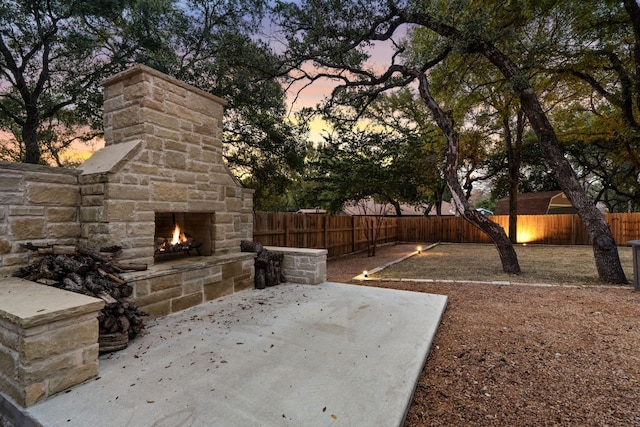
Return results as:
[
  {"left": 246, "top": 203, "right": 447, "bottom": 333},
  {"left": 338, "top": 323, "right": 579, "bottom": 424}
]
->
[
  {"left": 628, "top": 240, "right": 640, "bottom": 291},
  {"left": 352, "top": 216, "right": 356, "bottom": 253},
  {"left": 303, "top": 214, "right": 308, "bottom": 248},
  {"left": 323, "top": 215, "right": 327, "bottom": 249},
  {"left": 284, "top": 214, "right": 289, "bottom": 247}
]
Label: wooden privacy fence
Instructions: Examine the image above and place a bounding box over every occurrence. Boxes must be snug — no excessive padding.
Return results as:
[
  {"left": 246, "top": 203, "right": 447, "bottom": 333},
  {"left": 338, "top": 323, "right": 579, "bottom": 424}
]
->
[
  {"left": 252, "top": 211, "right": 640, "bottom": 258},
  {"left": 252, "top": 212, "right": 397, "bottom": 258},
  {"left": 397, "top": 213, "right": 640, "bottom": 246}
]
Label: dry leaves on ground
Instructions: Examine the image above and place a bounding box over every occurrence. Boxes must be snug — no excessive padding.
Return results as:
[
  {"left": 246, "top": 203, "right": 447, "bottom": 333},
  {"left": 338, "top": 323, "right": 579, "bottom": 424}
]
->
[{"left": 326, "top": 244, "right": 640, "bottom": 427}]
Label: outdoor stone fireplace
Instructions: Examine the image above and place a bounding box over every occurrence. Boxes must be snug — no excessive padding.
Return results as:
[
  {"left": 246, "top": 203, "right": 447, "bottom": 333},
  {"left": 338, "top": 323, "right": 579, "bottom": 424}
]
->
[
  {"left": 77, "top": 65, "right": 254, "bottom": 268},
  {"left": 1, "top": 64, "right": 256, "bottom": 316},
  {"left": 0, "top": 65, "right": 257, "bottom": 408}
]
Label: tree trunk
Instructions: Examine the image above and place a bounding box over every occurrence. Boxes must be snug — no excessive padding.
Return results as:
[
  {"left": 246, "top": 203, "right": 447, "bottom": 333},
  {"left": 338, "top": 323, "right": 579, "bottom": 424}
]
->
[
  {"left": 405, "top": 9, "right": 628, "bottom": 282},
  {"left": 23, "top": 103, "right": 41, "bottom": 164},
  {"left": 480, "top": 43, "right": 628, "bottom": 283},
  {"left": 504, "top": 109, "right": 524, "bottom": 243},
  {"left": 416, "top": 72, "right": 521, "bottom": 274},
  {"left": 391, "top": 200, "right": 402, "bottom": 216},
  {"left": 503, "top": 115, "right": 518, "bottom": 243}
]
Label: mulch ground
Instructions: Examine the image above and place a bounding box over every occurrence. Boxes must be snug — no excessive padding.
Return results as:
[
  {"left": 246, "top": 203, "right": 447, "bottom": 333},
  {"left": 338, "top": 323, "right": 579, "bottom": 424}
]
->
[{"left": 326, "top": 244, "right": 640, "bottom": 427}]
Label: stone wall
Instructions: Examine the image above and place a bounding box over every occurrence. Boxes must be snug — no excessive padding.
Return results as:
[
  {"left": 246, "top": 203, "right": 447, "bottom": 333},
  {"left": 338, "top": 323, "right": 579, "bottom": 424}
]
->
[{"left": 0, "top": 163, "right": 81, "bottom": 277}]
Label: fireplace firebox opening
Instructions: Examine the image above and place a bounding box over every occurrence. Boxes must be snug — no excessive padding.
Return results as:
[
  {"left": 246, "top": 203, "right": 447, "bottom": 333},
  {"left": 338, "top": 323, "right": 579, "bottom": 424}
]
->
[{"left": 154, "top": 212, "right": 214, "bottom": 260}]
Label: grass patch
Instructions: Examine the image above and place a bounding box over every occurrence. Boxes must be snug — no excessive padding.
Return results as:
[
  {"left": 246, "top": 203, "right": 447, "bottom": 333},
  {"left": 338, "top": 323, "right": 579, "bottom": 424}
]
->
[{"left": 372, "top": 243, "right": 635, "bottom": 286}]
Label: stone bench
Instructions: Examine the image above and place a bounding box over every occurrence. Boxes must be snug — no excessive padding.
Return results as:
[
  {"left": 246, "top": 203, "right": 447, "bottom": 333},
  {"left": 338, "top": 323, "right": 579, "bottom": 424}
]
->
[
  {"left": 0, "top": 278, "right": 104, "bottom": 409},
  {"left": 264, "top": 247, "right": 327, "bottom": 285}
]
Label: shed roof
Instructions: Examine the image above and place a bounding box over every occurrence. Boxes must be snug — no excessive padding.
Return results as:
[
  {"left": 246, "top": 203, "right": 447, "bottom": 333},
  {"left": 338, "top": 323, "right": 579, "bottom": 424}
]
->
[
  {"left": 340, "top": 198, "right": 425, "bottom": 216},
  {"left": 494, "top": 191, "right": 575, "bottom": 215}
]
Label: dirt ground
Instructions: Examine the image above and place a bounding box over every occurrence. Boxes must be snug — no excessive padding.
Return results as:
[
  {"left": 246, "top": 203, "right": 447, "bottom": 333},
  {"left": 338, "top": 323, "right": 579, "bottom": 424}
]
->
[{"left": 327, "top": 244, "right": 640, "bottom": 427}]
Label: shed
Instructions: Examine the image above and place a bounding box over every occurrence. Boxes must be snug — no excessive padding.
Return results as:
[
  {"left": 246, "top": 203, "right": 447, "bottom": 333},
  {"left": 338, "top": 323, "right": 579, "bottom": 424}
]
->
[{"left": 494, "top": 191, "right": 576, "bottom": 215}]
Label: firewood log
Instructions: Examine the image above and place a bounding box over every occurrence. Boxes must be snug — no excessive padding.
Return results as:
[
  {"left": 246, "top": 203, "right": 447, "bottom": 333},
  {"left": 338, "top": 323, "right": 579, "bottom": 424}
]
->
[
  {"left": 54, "top": 254, "right": 89, "bottom": 274},
  {"left": 117, "top": 315, "right": 130, "bottom": 333},
  {"left": 113, "top": 263, "right": 148, "bottom": 271},
  {"left": 97, "top": 267, "right": 126, "bottom": 284},
  {"left": 75, "top": 245, "right": 111, "bottom": 263},
  {"left": 240, "top": 240, "right": 263, "bottom": 253},
  {"left": 102, "top": 315, "right": 116, "bottom": 331},
  {"left": 63, "top": 277, "right": 82, "bottom": 292},
  {"left": 255, "top": 269, "right": 266, "bottom": 289},
  {"left": 54, "top": 245, "right": 79, "bottom": 255},
  {"left": 99, "top": 245, "right": 122, "bottom": 253},
  {"left": 97, "top": 291, "right": 118, "bottom": 307},
  {"left": 20, "top": 242, "right": 47, "bottom": 251},
  {"left": 38, "top": 260, "right": 59, "bottom": 280},
  {"left": 120, "top": 284, "right": 133, "bottom": 298},
  {"left": 68, "top": 272, "right": 84, "bottom": 286}
]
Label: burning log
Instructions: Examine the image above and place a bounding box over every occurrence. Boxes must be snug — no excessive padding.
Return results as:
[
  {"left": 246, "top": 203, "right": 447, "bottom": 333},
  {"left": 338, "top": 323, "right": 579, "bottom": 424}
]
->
[
  {"left": 13, "top": 244, "right": 148, "bottom": 352},
  {"left": 155, "top": 238, "right": 202, "bottom": 256},
  {"left": 154, "top": 224, "right": 202, "bottom": 256},
  {"left": 241, "top": 240, "right": 284, "bottom": 289}
]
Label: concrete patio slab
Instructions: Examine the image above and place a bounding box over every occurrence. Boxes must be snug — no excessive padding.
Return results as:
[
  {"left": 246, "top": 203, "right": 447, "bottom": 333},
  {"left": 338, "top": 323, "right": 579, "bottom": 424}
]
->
[{"left": 23, "top": 282, "right": 447, "bottom": 427}]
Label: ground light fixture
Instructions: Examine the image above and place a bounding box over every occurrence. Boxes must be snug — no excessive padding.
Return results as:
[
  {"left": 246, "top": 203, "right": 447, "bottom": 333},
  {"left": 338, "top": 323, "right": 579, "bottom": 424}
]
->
[
  {"left": 363, "top": 270, "right": 368, "bottom": 278},
  {"left": 417, "top": 246, "right": 422, "bottom": 254}
]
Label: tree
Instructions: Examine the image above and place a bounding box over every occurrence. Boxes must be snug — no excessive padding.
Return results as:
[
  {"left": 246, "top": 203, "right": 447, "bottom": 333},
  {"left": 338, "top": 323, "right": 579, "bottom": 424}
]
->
[
  {"left": 364, "top": 88, "right": 452, "bottom": 216},
  {"left": 547, "top": 0, "right": 640, "bottom": 186},
  {"left": 1, "top": 0, "right": 307, "bottom": 209},
  {"left": 341, "top": 196, "right": 391, "bottom": 257},
  {"left": 275, "top": 0, "right": 521, "bottom": 273},
  {"left": 0, "top": 0, "right": 133, "bottom": 164},
  {"left": 306, "top": 125, "right": 421, "bottom": 214},
  {"left": 274, "top": 0, "right": 627, "bottom": 282}
]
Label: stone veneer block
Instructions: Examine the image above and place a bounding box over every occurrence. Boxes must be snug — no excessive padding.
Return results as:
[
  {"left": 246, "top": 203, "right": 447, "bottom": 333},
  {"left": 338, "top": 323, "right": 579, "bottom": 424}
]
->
[
  {"left": 204, "top": 278, "right": 235, "bottom": 301},
  {"left": 264, "top": 247, "right": 328, "bottom": 285},
  {"left": 171, "top": 292, "right": 204, "bottom": 312},
  {"left": 76, "top": 140, "right": 142, "bottom": 175},
  {"left": 0, "top": 278, "right": 103, "bottom": 407}
]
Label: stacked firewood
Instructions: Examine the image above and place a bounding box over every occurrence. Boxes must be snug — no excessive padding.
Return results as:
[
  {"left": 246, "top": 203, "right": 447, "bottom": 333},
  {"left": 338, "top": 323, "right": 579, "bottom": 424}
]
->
[
  {"left": 13, "top": 244, "right": 148, "bottom": 342},
  {"left": 240, "top": 240, "right": 285, "bottom": 289}
]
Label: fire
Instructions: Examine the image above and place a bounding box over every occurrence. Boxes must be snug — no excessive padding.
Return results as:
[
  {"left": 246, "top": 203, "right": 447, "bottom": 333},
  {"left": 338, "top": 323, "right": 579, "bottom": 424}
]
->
[
  {"left": 171, "top": 224, "right": 187, "bottom": 245},
  {"left": 155, "top": 223, "right": 201, "bottom": 256}
]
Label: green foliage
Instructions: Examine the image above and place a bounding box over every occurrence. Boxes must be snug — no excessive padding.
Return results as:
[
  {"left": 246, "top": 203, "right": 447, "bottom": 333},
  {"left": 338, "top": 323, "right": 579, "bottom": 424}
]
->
[
  {"left": 303, "top": 120, "right": 443, "bottom": 215},
  {"left": 406, "top": 0, "right": 640, "bottom": 211},
  {"left": 0, "top": 0, "right": 128, "bottom": 164},
  {"left": 1, "top": 0, "right": 306, "bottom": 210},
  {"left": 474, "top": 198, "right": 495, "bottom": 212}
]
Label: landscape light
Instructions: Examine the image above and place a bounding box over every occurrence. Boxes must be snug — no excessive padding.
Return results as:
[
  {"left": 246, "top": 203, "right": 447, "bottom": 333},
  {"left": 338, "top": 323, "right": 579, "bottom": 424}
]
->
[
  {"left": 417, "top": 246, "right": 422, "bottom": 254},
  {"left": 363, "top": 270, "right": 368, "bottom": 278}
]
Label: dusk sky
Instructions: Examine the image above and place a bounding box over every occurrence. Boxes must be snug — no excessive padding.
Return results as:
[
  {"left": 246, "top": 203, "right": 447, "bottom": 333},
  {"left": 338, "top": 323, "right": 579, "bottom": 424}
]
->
[{"left": 63, "top": 17, "right": 408, "bottom": 163}]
